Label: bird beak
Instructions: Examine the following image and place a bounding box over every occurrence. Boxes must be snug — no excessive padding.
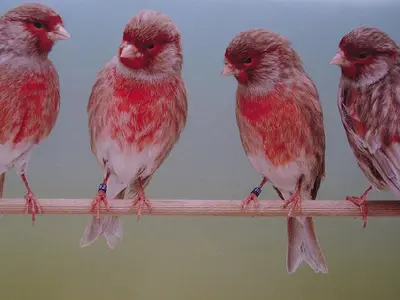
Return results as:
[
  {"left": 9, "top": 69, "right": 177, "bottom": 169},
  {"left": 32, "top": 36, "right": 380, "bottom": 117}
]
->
[
  {"left": 221, "top": 63, "right": 238, "bottom": 76},
  {"left": 120, "top": 43, "right": 142, "bottom": 59},
  {"left": 330, "top": 50, "right": 348, "bottom": 66},
  {"left": 47, "top": 24, "right": 70, "bottom": 41}
]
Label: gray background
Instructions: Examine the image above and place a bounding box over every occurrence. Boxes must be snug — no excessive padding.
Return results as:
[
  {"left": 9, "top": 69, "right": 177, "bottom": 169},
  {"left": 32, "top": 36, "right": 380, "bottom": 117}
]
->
[{"left": 0, "top": 0, "right": 399, "bottom": 299}]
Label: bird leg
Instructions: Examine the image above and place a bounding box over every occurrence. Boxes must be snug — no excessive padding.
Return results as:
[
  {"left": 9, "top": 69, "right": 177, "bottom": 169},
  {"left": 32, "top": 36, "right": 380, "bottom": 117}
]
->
[
  {"left": 90, "top": 170, "right": 111, "bottom": 220},
  {"left": 0, "top": 172, "right": 5, "bottom": 198},
  {"left": 282, "top": 176, "right": 304, "bottom": 217},
  {"left": 241, "top": 177, "right": 268, "bottom": 211},
  {"left": 132, "top": 178, "right": 152, "bottom": 221},
  {"left": 345, "top": 185, "right": 372, "bottom": 228},
  {"left": 21, "top": 173, "right": 42, "bottom": 225}
]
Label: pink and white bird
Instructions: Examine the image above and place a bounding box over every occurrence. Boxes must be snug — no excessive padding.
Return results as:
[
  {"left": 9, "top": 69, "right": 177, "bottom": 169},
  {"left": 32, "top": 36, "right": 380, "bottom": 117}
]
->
[
  {"left": 222, "top": 29, "right": 328, "bottom": 274},
  {"left": 331, "top": 27, "right": 400, "bottom": 227},
  {"left": 80, "top": 9, "right": 188, "bottom": 249},
  {"left": 0, "top": 3, "right": 69, "bottom": 224}
]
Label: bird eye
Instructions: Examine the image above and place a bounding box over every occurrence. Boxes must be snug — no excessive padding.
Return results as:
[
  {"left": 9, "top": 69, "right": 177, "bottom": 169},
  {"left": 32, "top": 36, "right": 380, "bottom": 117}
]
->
[
  {"left": 146, "top": 43, "right": 155, "bottom": 49},
  {"left": 244, "top": 57, "right": 252, "bottom": 64},
  {"left": 33, "top": 22, "right": 43, "bottom": 29},
  {"left": 358, "top": 53, "right": 368, "bottom": 59}
]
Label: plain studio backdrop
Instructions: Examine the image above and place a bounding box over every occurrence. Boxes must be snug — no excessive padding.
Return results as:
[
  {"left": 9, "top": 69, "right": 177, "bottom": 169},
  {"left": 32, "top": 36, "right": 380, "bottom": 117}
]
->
[{"left": 0, "top": 0, "right": 399, "bottom": 299}]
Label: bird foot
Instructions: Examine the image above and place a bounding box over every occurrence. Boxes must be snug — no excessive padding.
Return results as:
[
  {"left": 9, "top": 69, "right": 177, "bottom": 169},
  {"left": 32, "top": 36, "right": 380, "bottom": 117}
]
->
[
  {"left": 133, "top": 193, "right": 152, "bottom": 221},
  {"left": 90, "top": 190, "right": 109, "bottom": 219},
  {"left": 345, "top": 186, "right": 371, "bottom": 228},
  {"left": 24, "top": 191, "right": 42, "bottom": 225},
  {"left": 241, "top": 193, "right": 259, "bottom": 211},
  {"left": 282, "top": 192, "right": 302, "bottom": 217}
]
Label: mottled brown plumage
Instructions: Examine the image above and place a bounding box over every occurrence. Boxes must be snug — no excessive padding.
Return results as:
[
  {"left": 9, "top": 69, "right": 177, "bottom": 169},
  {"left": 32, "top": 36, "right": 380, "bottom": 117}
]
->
[
  {"left": 223, "top": 29, "right": 327, "bottom": 274},
  {"left": 331, "top": 27, "right": 400, "bottom": 227}
]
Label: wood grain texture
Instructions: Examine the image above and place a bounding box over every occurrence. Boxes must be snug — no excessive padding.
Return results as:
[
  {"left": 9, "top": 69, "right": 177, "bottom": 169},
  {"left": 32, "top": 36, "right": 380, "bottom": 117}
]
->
[{"left": 0, "top": 199, "right": 398, "bottom": 217}]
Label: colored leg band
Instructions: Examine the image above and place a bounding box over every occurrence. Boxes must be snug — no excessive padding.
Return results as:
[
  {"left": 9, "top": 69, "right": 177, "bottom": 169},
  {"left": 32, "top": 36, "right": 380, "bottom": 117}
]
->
[
  {"left": 251, "top": 187, "right": 262, "bottom": 197},
  {"left": 98, "top": 183, "right": 107, "bottom": 193}
]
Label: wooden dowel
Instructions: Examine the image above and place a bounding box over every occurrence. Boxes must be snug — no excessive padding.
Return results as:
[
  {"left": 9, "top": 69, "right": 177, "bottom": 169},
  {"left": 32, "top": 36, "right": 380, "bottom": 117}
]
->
[{"left": 0, "top": 199, "right": 399, "bottom": 217}]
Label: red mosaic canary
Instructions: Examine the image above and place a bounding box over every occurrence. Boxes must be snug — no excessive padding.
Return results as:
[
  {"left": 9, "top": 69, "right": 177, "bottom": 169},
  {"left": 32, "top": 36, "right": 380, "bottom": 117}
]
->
[
  {"left": 80, "top": 9, "right": 188, "bottom": 248},
  {"left": 222, "top": 29, "right": 328, "bottom": 274},
  {"left": 0, "top": 3, "right": 69, "bottom": 224},
  {"left": 331, "top": 27, "right": 400, "bottom": 228}
]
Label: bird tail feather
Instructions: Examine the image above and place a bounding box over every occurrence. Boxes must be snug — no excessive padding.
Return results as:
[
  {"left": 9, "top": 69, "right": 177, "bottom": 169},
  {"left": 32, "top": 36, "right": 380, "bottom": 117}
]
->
[{"left": 286, "top": 216, "right": 328, "bottom": 274}]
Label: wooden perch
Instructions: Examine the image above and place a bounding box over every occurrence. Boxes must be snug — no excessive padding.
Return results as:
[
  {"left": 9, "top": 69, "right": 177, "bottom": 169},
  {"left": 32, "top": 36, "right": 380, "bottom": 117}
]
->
[{"left": 0, "top": 199, "right": 399, "bottom": 217}]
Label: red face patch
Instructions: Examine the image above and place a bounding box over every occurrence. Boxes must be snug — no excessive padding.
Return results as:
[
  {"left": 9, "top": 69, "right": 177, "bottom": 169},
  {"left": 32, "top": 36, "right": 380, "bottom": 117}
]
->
[{"left": 25, "top": 15, "right": 63, "bottom": 52}]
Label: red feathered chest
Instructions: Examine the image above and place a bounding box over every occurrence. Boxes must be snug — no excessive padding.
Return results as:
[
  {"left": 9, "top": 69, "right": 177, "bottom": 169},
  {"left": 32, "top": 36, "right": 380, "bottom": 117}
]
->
[
  {"left": 0, "top": 71, "right": 59, "bottom": 145},
  {"left": 236, "top": 84, "right": 311, "bottom": 166},
  {"left": 105, "top": 73, "right": 182, "bottom": 151}
]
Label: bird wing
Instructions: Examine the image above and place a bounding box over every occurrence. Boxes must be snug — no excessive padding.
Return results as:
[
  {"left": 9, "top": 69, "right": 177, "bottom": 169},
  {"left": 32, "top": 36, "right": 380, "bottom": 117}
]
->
[
  {"left": 295, "top": 75, "right": 326, "bottom": 199},
  {"left": 337, "top": 76, "right": 398, "bottom": 193}
]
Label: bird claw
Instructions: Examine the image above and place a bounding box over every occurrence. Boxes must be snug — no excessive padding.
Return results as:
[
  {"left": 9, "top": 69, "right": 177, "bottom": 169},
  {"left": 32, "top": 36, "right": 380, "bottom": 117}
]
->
[
  {"left": 90, "top": 190, "right": 109, "bottom": 219},
  {"left": 346, "top": 195, "right": 368, "bottom": 228},
  {"left": 345, "top": 186, "right": 371, "bottom": 228},
  {"left": 24, "top": 191, "right": 42, "bottom": 226},
  {"left": 282, "top": 193, "right": 301, "bottom": 217},
  {"left": 241, "top": 193, "right": 259, "bottom": 211},
  {"left": 133, "top": 194, "right": 152, "bottom": 221}
]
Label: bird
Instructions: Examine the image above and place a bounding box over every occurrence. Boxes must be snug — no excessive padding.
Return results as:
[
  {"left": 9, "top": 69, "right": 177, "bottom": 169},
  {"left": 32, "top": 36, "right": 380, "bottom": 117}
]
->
[
  {"left": 330, "top": 27, "right": 400, "bottom": 228},
  {"left": 0, "top": 3, "right": 70, "bottom": 224},
  {"left": 80, "top": 9, "right": 188, "bottom": 249},
  {"left": 222, "top": 28, "right": 328, "bottom": 274}
]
